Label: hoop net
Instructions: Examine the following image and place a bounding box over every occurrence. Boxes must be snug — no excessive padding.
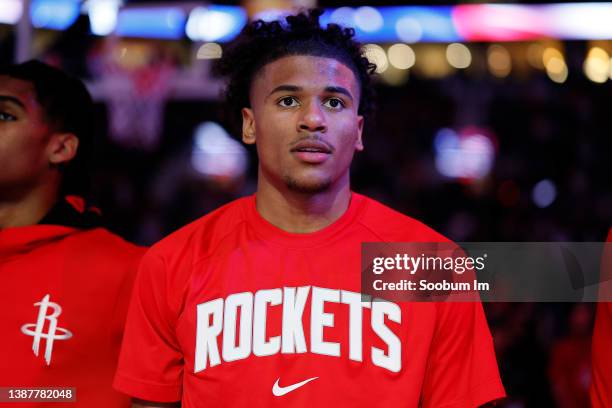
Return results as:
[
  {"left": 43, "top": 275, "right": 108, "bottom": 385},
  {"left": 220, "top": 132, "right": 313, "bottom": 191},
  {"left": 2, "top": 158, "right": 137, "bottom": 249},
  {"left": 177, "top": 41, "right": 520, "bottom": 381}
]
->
[{"left": 101, "top": 54, "right": 175, "bottom": 151}]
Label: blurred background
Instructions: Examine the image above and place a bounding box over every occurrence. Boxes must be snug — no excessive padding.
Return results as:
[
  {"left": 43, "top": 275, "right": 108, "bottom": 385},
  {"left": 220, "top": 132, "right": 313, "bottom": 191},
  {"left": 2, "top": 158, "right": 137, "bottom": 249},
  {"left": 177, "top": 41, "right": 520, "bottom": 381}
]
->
[{"left": 2, "top": 0, "right": 611, "bottom": 406}]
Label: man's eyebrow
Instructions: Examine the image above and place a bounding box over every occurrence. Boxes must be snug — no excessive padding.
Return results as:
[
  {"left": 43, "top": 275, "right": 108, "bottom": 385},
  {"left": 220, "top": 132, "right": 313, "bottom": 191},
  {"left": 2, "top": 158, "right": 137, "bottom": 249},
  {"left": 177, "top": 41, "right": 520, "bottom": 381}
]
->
[
  {"left": 267, "top": 85, "right": 302, "bottom": 98},
  {"left": 324, "top": 86, "right": 353, "bottom": 102},
  {"left": 267, "top": 85, "right": 354, "bottom": 101},
  {"left": 0, "top": 95, "right": 26, "bottom": 110}
]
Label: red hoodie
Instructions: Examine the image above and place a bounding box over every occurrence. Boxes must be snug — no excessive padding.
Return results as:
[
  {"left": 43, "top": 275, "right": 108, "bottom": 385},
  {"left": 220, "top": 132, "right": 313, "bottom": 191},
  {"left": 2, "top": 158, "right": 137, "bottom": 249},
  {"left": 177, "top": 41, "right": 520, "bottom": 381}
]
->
[
  {"left": 0, "top": 198, "right": 145, "bottom": 407},
  {"left": 591, "top": 229, "right": 612, "bottom": 408}
]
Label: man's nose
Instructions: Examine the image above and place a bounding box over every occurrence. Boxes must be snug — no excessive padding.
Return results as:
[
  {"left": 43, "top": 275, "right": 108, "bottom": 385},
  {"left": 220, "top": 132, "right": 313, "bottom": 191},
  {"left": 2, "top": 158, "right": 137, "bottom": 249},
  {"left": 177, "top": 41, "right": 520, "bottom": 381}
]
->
[{"left": 298, "top": 102, "right": 327, "bottom": 133}]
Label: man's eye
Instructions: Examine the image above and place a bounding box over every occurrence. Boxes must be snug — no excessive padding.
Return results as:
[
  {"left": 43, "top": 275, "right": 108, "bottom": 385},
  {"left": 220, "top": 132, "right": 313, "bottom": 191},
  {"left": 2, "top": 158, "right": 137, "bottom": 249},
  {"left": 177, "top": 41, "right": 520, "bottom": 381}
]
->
[
  {"left": 0, "top": 112, "right": 16, "bottom": 121},
  {"left": 323, "top": 98, "right": 345, "bottom": 110},
  {"left": 278, "top": 96, "right": 299, "bottom": 107}
]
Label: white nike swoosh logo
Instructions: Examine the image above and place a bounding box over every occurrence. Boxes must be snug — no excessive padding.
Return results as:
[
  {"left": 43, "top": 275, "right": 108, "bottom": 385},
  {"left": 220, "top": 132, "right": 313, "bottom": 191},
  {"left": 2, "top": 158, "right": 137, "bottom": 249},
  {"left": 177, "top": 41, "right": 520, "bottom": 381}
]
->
[{"left": 272, "top": 376, "right": 318, "bottom": 396}]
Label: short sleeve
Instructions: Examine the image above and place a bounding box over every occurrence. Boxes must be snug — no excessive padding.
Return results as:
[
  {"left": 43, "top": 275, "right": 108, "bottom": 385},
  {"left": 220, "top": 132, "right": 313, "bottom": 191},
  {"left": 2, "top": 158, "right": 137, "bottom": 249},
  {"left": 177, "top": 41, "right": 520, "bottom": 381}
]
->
[
  {"left": 420, "top": 302, "right": 505, "bottom": 408},
  {"left": 113, "top": 250, "right": 184, "bottom": 402}
]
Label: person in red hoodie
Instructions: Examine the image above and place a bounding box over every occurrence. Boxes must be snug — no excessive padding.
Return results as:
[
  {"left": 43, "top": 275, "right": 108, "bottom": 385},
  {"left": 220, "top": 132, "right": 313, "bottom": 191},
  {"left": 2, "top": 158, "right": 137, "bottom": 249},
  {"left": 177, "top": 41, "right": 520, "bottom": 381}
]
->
[
  {"left": 591, "top": 228, "right": 612, "bottom": 408},
  {"left": 0, "top": 60, "right": 145, "bottom": 407}
]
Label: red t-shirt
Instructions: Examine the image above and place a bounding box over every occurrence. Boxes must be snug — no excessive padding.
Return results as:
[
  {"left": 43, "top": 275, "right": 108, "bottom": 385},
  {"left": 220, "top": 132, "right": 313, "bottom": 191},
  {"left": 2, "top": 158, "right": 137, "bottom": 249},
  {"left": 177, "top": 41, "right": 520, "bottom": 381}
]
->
[
  {"left": 115, "top": 193, "right": 505, "bottom": 407},
  {"left": 0, "top": 224, "right": 144, "bottom": 407},
  {"left": 591, "top": 229, "right": 612, "bottom": 408}
]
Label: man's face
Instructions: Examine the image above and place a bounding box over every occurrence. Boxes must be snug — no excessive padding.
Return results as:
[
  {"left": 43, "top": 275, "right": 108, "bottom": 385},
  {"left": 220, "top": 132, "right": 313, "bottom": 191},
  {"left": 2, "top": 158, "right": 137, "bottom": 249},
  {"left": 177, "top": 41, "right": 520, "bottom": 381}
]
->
[
  {"left": 0, "top": 75, "right": 54, "bottom": 195},
  {"left": 242, "top": 55, "right": 364, "bottom": 194}
]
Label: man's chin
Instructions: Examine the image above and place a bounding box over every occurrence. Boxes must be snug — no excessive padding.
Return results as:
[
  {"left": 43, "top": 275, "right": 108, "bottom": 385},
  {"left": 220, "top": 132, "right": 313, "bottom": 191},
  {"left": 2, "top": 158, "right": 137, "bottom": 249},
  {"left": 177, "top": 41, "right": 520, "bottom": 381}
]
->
[{"left": 284, "top": 176, "right": 332, "bottom": 194}]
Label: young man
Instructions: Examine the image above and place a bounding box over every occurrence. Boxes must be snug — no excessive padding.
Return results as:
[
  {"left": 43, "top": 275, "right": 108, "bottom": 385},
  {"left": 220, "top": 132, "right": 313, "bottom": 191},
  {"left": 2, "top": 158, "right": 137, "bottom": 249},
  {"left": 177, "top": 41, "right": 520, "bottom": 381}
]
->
[
  {"left": 115, "top": 11, "right": 505, "bottom": 407},
  {"left": 0, "top": 60, "right": 144, "bottom": 407}
]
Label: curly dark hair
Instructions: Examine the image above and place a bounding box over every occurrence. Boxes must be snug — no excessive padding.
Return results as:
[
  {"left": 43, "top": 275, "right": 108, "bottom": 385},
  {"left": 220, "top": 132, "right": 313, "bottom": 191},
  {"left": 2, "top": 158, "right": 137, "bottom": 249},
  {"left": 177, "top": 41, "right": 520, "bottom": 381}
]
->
[{"left": 214, "top": 9, "right": 376, "bottom": 132}]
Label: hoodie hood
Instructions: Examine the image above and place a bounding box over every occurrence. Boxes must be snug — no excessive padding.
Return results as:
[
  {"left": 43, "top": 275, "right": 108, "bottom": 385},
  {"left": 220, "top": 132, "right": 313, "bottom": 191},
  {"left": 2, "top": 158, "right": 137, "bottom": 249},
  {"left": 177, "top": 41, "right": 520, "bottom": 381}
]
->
[{"left": 0, "top": 196, "right": 102, "bottom": 256}]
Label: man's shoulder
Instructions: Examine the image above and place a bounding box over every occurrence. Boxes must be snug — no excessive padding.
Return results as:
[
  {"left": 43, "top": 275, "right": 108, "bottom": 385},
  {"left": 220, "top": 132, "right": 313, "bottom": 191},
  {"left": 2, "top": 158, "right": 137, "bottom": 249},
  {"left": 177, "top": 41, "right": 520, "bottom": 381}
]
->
[
  {"left": 63, "top": 228, "right": 146, "bottom": 267},
  {"left": 356, "top": 193, "right": 450, "bottom": 243},
  {"left": 82, "top": 227, "right": 144, "bottom": 248},
  {"left": 148, "top": 196, "right": 249, "bottom": 259},
  {"left": 1, "top": 224, "right": 145, "bottom": 258},
  {"left": 0, "top": 227, "right": 145, "bottom": 284}
]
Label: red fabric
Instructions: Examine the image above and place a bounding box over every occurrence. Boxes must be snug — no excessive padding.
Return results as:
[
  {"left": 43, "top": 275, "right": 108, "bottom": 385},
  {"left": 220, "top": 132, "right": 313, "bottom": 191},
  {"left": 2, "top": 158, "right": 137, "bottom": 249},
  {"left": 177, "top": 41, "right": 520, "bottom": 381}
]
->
[
  {"left": 590, "top": 229, "right": 612, "bottom": 408},
  {"left": 592, "top": 303, "right": 612, "bottom": 408},
  {"left": 549, "top": 337, "right": 592, "bottom": 408},
  {"left": 64, "top": 195, "right": 101, "bottom": 215},
  {"left": 115, "top": 193, "right": 505, "bottom": 407},
  {"left": 0, "top": 224, "right": 145, "bottom": 407},
  {"left": 64, "top": 195, "right": 86, "bottom": 213}
]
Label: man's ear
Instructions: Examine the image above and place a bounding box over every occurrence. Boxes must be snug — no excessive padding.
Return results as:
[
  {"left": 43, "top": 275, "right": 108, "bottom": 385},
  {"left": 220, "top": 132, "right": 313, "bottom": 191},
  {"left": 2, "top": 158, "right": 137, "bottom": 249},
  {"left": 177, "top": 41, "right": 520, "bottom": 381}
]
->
[
  {"left": 48, "top": 132, "right": 79, "bottom": 166},
  {"left": 241, "top": 107, "right": 256, "bottom": 145},
  {"left": 355, "top": 115, "right": 364, "bottom": 152}
]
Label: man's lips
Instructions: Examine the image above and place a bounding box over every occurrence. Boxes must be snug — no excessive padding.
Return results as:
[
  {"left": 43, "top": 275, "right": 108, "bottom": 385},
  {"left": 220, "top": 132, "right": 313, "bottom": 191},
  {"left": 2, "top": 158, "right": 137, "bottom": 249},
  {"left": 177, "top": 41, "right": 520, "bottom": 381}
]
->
[
  {"left": 290, "top": 139, "right": 333, "bottom": 164},
  {"left": 290, "top": 139, "right": 333, "bottom": 154}
]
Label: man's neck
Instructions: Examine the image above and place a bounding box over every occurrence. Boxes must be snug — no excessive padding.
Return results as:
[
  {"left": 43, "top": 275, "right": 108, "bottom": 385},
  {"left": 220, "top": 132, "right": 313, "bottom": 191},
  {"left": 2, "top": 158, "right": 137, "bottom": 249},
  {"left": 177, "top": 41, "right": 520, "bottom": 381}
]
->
[
  {"left": 0, "top": 181, "right": 59, "bottom": 229},
  {"left": 255, "top": 174, "right": 352, "bottom": 234}
]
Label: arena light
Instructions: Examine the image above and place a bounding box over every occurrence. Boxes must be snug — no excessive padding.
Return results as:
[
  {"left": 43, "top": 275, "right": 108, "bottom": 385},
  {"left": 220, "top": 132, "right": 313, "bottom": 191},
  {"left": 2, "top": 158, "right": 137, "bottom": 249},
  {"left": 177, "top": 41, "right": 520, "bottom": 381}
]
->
[
  {"left": 362, "top": 44, "right": 389, "bottom": 73},
  {"left": 87, "top": 0, "right": 120, "bottom": 36},
  {"left": 544, "top": 3, "right": 612, "bottom": 40},
  {"left": 527, "top": 43, "right": 546, "bottom": 69},
  {"left": 543, "top": 48, "right": 568, "bottom": 83},
  {"left": 532, "top": 179, "right": 557, "bottom": 208},
  {"left": 545, "top": 57, "right": 568, "bottom": 83},
  {"left": 9, "top": 3, "right": 612, "bottom": 42},
  {"left": 487, "top": 44, "right": 512, "bottom": 78},
  {"left": 0, "top": 0, "right": 22, "bottom": 24},
  {"left": 325, "top": 4, "right": 612, "bottom": 43},
  {"left": 354, "top": 7, "right": 383, "bottom": 33},
  {"left": 387, "top": 44, "right": 415, "bottom": 69},
  {"left": 252, "top": 8, "right": 290, "bottom": 23},
  {"left": 542, "top": 47, "right": 563, "bottom": 66},
  {"left": 434, "top": 127, "right": 496, "bottom": 182},
  {"left": 328, "top": 7, "right": 355, "bottom": 27},
  {"left": 389, "top": 6, "right": 459, "bottom": 43},
  {"left": 116, "top": 7, "right": 186, "bottom": 39},
  {"left": 452, "top": 3, "right": 612, "bottom": 41},
  {"left": 446, "top": 43, "right": 471, "bottom": 69},
  {"left": 395, "top": 17, "right": 423, "bottom": 43},
  {"left": 186, "top": 5, "right": 247, "bottom": 42},
  {"left": 583, "top": 47, "right": 610, "bottom": 83},
  {"left": 196, "top": 43, "right": 222, "bottom": 60},
  {"left": 452, "top": 4, "right": 544, "bottom": 42},
  {"left": 31, "top": 0, "right": 80, "bottom": 30},
  {"left": 321, "top": 6, "right": 458, "bottom": 43},
  {"left": 192, "top": 122, "right": 248, "bottom": 180}
]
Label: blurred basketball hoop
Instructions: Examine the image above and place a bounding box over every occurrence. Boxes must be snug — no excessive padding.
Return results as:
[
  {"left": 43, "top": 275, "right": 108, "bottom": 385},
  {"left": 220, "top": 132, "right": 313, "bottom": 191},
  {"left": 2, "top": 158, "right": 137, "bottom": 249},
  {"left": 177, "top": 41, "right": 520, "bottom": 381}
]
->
[{"left": 99, "top": 41, "right": 176, "bottom": 151}]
